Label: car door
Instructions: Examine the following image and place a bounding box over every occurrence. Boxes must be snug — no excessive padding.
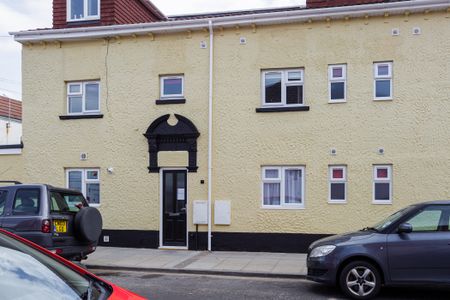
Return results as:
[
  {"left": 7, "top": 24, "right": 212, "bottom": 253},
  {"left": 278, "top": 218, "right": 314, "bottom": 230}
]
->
[
  {"left": 0, "top": 190, "right": 7, "bottom": 226},
  {"left": 387, "top": 204, "right": 450, "bottom": 283}
]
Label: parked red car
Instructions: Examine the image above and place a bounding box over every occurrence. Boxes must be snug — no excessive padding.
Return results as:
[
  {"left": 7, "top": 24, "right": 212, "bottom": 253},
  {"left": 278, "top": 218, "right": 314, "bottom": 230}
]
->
[{"left": 0, "top": 228, "right": 146, "bottom": 300}]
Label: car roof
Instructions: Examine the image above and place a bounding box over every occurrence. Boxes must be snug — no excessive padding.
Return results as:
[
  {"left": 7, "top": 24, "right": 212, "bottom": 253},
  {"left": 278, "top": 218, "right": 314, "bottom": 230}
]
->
[
  {"left": 419, "top": 200, "right": 450, "bottom": 205},
  {"left": 0, "top": 183, "right": 82, "bottom": 194}
]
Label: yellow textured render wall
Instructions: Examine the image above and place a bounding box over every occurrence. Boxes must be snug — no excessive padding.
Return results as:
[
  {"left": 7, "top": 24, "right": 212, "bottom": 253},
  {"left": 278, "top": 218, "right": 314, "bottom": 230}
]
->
[
  {"left": 20, "top": 11, "right": 450, "bottom": 235},
  {"left": 0, "top": 155, "right": 23, "bottom": 182}
]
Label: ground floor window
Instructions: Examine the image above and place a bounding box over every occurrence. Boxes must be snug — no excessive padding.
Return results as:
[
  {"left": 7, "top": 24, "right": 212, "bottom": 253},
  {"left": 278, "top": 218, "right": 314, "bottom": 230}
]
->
[
  {"left": 373, "top": 165, "right": 392, "bottom": 204},
  {"left": 66, "top": 169, "right": 100, "bottom": 205},
  {"left": 329, "top": 165, "right": 347, "bottom": 203},
  {"left": 262, "top": 166, "right": 304, "bottom": 208}
]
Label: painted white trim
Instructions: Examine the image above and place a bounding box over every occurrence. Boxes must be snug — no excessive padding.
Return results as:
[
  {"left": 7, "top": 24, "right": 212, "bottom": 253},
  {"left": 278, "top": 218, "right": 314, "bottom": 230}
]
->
[
  {"left": 160, "top": 75, "right": 184, "bottom": 99},
  {"left": 0, "top": 148, "right": 22, "bottom": 155},
  {"left": 328, "top": 165, "right": 347, "bottom": 203},
  {"left": 67, "top": 81, "right": 101, "bottom": 115},
  {"left": 66, "top": 168, "right": 101, "bottom": 205},
  {"left": 372, "top": 165, "right": 393, "bottom": 204},
  {"left": 159, "top": 168, "right": 189, "bottom": 249},
  {"left": 261, "top": 166, "right": 305, "bottom": 209},
  {"left": 12, "top": 0, "right": 449, "bottom": 42},
  {"left": 207, "top": 20, "right": 213, "bottom": 252},
  {"left": 261, "top": 69, "right": 304, "bottom": 107},
  {"left": 328, "top": 64, "right": 347, "bottom": 102},
  {"left": 67, "top": 0, "right": 101, "bottom": 22},
  {"left": 373, "top": 62, "right": 393, "bottom": 101}
]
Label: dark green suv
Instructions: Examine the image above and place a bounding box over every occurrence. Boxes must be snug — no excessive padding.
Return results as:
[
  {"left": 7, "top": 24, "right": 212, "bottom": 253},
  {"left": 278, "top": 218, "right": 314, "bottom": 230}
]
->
[{"left": 0, "top": 182, "right": 102, "bottom": 261}]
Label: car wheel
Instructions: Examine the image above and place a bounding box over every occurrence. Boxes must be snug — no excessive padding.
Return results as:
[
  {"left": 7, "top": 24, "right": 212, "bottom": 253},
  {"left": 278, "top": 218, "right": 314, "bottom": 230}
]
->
[
  {"left": 339, "top": 260, "right": 381, "bottom": 300},
  {"left": 74, "top": 207, "right": 103, "bottom": 243}
]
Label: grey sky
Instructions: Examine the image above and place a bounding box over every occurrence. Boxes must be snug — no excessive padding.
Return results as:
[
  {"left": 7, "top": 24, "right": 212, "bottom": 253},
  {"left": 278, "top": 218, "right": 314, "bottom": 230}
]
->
[{"left": 0, "top": 0, "right": 305, "bottom": 100}]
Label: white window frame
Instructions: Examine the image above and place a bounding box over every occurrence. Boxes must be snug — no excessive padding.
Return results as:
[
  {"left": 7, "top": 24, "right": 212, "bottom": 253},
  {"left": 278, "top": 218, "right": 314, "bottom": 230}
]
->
[
  {"left": 329, "top": 165, "right": 347, "bottom": 203},
  {"left": 374, "top": 62, "right": 393, "bottom": 101},
  {"left": 160, "top": 75, "right": 184, "bottom": 99},
  {"left": 261, "top": 69, "right": 305, "bottom": 107},
  {"left": 328, "top": 64, "right": 347, "bottom": 103},
  {"left": 67, "top": 0, "right": 101, "bottom": 22},
  {"left": 67, "top": 81, "right": 100, "bottom": 115},
  {"left": 66, "top": 168, "right": 100, "bottom": 206},
  {"left": 373, "top": 165, "right": 392, "bottom": 204},
  {"left": 261, "top": 166, "right": 305, "bottom": 209}
]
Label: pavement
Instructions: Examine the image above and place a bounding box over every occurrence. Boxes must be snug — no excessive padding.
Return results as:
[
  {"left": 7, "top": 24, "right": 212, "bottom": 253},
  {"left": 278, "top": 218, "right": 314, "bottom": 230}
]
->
[{"left": 85, "top": 247, "right": 308, "bottom": 278}]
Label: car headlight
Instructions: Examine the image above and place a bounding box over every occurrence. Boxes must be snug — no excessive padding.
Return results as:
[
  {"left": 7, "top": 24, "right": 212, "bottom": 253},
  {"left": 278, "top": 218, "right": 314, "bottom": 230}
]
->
[{"left": 309, "top": 245, "right": 336, "bottom": 258}]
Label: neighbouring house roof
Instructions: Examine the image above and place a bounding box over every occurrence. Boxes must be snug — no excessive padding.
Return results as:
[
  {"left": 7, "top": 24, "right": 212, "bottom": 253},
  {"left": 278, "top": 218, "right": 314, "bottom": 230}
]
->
[{"left": 0, "top": 96, "right": 22, "bottom": 121}]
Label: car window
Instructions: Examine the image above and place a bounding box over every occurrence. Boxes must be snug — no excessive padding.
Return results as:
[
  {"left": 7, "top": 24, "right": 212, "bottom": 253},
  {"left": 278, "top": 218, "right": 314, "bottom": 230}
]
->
[
  {"left": 0, "top": 190, "right": 7, "bottom": 215},
  {"left": 0, "top": 231, "right": 104, "bottom": 299},
  {"left": 50, "top": 191, "right": 87, "bottom": 213},
  {"left": 406, "top": 205, "right": 450, "bottom": 232},
  {"left": 13, "top": 189, "right": 40, "bottom": 216}
]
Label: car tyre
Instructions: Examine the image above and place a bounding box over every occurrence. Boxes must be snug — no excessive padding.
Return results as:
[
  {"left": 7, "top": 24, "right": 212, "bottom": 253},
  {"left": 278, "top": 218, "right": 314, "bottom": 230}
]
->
[
  {"left": 339, "top": 260, "right": 381, "bottom": 300},
  {"left": 74, "top": 207, "right": 103, "bottom": 243}
]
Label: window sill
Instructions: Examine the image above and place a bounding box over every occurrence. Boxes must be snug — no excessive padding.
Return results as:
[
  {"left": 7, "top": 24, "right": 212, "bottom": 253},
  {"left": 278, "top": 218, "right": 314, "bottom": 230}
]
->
[
  {"left": 88, "top": 203, "right": 101, "bottom": 208},
  {"left": 67, "top": 19, "right": 100, "bottom": 25},
  {"left": 155, "top": 98, "right": 186, "bottom": 105},
  {"left": 372, "top": 201, "right": 392, "bottom": 205},
  {"left": 59, "top": 114, "right": 104, "bottom": 120},
  {"left": 328, "top": 200, "right": 347, "bottom": 204},
  {"left": 373, "top": 98, "right": 393, "bottom": 101},
  {"left": 261, "top": 205, "right": 305, "bottom": 210},
  {"left": 328, "top": 100, "right": 347, "bottom": 104},
  {"left": 256, "top": 106, "right": 310, "bottom": 113}
]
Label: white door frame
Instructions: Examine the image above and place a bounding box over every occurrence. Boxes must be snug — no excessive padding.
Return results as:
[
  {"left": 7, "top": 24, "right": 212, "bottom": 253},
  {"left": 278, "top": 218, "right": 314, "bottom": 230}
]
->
[{"left": 159, "top": 168, "right": 189, "bottom": 250}]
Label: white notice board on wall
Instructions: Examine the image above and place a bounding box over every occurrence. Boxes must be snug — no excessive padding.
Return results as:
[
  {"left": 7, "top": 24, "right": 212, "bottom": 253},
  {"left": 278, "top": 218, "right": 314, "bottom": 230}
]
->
[
  {"left": 193, "top": 200, "right": 208, "bottom": 225},
  {"left": 214, "top": 200, "right": 231, "bottom": 225}
]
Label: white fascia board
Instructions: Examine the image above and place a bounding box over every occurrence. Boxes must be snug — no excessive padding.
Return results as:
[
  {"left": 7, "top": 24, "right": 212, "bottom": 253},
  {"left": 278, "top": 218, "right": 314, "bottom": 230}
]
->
[{"left": 10, "top": 0, "right": 450, "bottom": 43}]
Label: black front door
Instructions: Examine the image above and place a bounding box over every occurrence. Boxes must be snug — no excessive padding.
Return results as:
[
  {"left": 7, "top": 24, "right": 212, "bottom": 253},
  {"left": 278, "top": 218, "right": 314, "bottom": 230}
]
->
[{"left": 162, "top": 170, "right": 187, "bottom": 247}]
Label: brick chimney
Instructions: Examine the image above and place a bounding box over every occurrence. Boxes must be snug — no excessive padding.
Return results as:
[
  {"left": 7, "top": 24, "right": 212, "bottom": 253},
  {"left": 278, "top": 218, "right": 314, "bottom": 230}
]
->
[
  {"left": 306, "top": 0, "right": 389, "bottom": 9},
  {"left": 53, "top": 0, "right": 166, "bottom": 29}
]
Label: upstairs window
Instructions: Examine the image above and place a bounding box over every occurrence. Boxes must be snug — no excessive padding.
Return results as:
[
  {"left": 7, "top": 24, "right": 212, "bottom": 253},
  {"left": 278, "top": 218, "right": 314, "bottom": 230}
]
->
[
  {"left": 68, "top": 0, "right": 100, "bottom": 21},
  {"left": 329, "top": 64, "right": 346, "bottom": 102},
  {"left": 374, "top": 62, "right": 393, "bottom": 100},
  {"left": 262, "top": 69, "right": 304, "bottom": 107},
  {"left": 67, "top": 81, "right": 100, "bottom": 115},
  {"left": 160, "top": 75, "right": 184, "bottom": 99}
]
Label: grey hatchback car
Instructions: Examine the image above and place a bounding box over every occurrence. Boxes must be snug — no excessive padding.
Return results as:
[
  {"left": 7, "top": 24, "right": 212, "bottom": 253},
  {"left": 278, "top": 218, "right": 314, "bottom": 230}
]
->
[
  {"left": 0, "top": 182, "right": 102, "bottom": 261},
  {"left": 307, "top": 201, "right": 450, "bottom": 299}
]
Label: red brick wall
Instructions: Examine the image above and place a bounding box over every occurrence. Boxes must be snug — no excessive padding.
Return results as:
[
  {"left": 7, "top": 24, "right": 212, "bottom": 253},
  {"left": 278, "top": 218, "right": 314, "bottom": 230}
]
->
[
  {"left": 53, "top": 0, "right": 165, "bottom": 29},
  {"left": 0, "top": 96, "right": 22, "bottom": 121},
  {"left": 306, "top": 0, "right": 388, "bottom": 8}
]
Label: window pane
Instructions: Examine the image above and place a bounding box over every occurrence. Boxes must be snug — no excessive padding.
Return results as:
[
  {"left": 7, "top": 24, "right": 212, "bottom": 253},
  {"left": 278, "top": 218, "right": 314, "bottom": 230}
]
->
[
  {"left": 286, "top": 85, "right": 303, "bottom": 105},
  {"left": 163, "top": 78, "right": 183, "bottom": 96},
  {"left": 0, "top": 191, "right": 6, "bottom": 215},
  {"left": 164, "top": 173, "right": 174, "bottom": 213},
  {"left": 85, "top": 83, "right": 99, "bottom": 111},
  {"left": 332, "top": 168, "right": 344, "bottom": 179},
  {"left": 330, "top": 82, "right": 345, "bottom": 100},
  {"left": 86, "top": 170, "right": 99, "bottom": 180},
  {"left": 86, "top": 183, "right": 100, "bottom": 204},
  {"left": 377, "top": 65, "right": 389, "bottom": 76},
  {"left": 375, "top": 183, "right": 390, "bottom": 201},
  {"left": 13, "top": 189, "right": 40, "bottom": 216},
  {"left": 263, "top": 183, "right": 280, "bottom": 205},
  {"left": 330, "top": 183, "right": 345, "bottom": 201},
  {"left": 69, "top": 84, "right": 81, "bottom": 94},
  {"left": 88, "top": 0, "right": 98, "bottom": 16},
  {"left": 68, "top": 171, "right": 83, "bottom": 192},
  {"left": 377, "top": 168, "right": 388, "bottom": 179},
  {"left": 69, "top": 96, "right": 82, "bottom": 113},
  {"left": 288, "top": 71, "right": 302, "bottom": 81},
  {"left": 408, "top": 210, "right": 442, "bottom": 232},
  {"left": 285, "top": 169, "right": 302, "bottom": 204},
  {"left": 332, "top": 67, "right": 343, "bottom": 78},
  {"left": 71, "top": 0, "right": 84, "bottom": 19},
  {"left": 376, "top": 80, "right": 391, "bottom": 98},
  {"left": 265, "top": 73, "right": 282, "bottom": 103},
  {"left": 265, "top": 169, "right": 279, "bottom": 179}
]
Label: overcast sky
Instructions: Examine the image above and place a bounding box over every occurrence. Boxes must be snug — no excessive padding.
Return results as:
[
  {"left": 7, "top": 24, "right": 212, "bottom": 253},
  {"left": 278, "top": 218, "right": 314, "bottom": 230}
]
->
[{"left": 0, "top": 0, "right": 304, "bottom": 100}]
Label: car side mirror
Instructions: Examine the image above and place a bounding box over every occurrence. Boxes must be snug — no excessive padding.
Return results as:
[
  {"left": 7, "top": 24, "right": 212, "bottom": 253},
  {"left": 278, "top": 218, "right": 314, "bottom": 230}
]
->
[{"left": 398, "top": 223, "right": 413, "bottom": 234}]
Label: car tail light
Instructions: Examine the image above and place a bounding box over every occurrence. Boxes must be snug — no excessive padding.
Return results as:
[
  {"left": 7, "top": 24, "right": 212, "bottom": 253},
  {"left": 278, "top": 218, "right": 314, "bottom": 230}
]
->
[{"left": 42, "top": 219, "right": 51, "bottom": 233}]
